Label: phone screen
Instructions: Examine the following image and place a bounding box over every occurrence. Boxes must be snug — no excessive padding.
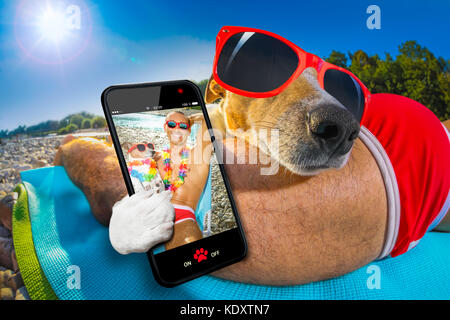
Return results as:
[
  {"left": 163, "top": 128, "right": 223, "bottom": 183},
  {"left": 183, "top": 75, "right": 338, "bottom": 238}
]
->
[{"left": 103, "top": 81, "right": 246, "bottom": 286}]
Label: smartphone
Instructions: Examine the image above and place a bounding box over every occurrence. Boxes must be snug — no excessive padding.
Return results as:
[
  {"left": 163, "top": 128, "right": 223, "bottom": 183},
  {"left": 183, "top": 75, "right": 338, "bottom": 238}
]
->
[{"left": 101, "top": 80, "right": 247, "bottom": 287}]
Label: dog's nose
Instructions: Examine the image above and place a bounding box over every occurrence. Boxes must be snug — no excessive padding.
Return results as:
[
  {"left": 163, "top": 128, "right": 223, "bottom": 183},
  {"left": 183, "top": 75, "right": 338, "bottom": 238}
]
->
[{"left": 308, "top": 105, "right": 360, "bottom": 155}]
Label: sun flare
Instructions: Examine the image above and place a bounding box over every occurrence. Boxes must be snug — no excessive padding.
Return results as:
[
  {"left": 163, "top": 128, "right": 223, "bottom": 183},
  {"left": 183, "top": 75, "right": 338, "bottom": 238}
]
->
[{"left": 37, "top": 8, "right": 68, "bottom": 43}]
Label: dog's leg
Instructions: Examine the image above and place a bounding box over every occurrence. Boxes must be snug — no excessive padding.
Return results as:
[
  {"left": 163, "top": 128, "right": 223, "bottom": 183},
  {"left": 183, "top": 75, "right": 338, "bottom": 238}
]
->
[{"left": 54, "top": 136, "right": 128, "bottom": 226}]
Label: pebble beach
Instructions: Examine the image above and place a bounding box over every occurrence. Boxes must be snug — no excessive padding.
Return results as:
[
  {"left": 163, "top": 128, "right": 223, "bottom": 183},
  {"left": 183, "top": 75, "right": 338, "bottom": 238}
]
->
[
  {"left": 0, "top": 135, "right": 63, "bottom": 300},
  {"left": 0, "top": 136, "right": 61, "bottom": 197}
]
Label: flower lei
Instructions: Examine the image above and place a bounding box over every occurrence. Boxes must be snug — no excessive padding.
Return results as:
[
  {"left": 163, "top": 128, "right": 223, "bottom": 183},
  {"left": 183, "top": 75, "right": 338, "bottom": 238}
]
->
[
  {"left": 127, "top": 158, "right": 158, "bottom": 182},
  {"left": 162, "top": 146, "right": 188, "bottom": 192}
]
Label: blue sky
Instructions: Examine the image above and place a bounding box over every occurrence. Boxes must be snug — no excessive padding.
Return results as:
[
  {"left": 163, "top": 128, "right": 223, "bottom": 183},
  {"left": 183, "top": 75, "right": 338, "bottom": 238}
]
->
[{"left": 0, "top": 0, "right": 449, "bottom": 131}]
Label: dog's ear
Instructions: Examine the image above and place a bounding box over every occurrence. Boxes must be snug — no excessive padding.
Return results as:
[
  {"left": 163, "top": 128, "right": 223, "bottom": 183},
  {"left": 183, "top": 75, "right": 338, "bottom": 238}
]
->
[{"left": 205, "top": 75, "right": 225, "bottom": 104}]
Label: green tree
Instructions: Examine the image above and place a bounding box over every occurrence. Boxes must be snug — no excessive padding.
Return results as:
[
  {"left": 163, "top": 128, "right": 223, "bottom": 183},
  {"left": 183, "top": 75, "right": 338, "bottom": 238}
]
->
[
  {"left": 325, "top": 41, "right": 449, "bottom": 120},
  {"left": 92, "top": 116, "right": 106, "bottom": 129},
  {"left": 79, "top": 111, "right": 96, "bottom": 119},
  {"left": 59, "top": 112, "right": 94, "bottom": 129},
  {"left": 58, "top": 127, "right": 68, "bottom": 135},
  {"left": 394, "top": 41, "right": 449, "bottom": 119},
  {"left": 0, "top": 130, "right": 8, "bottom": 138},
  {"left": 9, "top": 125, "right": 27, "bottom": 137},
  {"left": 26, "top": 120, "right": 59, "bottom": 135},
  {"left": 5, "top": 112, "right": 104, "bottom": 138},
  {"left": 70, "top": 114, "right": 84, "bottom": 128},
  {"left": 81, "top": 119, "right": 92, "bottom": 129},
  {"left": 325, "top": 50, "right": 348, "bottom": 68},
  {"left": 437, "top": 64, "right": 450, "bottom": 119},
  {"left": 59, "top": 116, "right": 71, "bottom": 129},
  {"left": 65, "top": 123, "right": 78, "bottom": 133}
]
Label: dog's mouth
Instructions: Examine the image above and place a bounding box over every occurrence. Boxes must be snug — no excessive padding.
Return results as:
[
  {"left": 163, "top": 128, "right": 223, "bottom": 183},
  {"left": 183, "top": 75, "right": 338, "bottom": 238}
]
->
[
  {"left": 286, "top": 151, "right": 352, "bottom": 175},
  {"left": 298, "top": 151, "right": 352, "bottom": 174},
  {"left": 265, "top": 139, "right": 353, "bottom": 176}
]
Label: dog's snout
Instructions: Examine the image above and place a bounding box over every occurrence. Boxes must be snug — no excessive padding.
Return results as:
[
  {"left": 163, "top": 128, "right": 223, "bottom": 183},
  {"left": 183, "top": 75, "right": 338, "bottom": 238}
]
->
[{"left": 308, "top": 105, "right": 360, "bottom": 155}]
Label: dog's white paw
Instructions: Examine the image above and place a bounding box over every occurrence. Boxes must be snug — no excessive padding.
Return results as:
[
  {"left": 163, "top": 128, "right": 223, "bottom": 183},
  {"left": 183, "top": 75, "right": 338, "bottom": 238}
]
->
[{"left": 109, "top": 190, "right": 175, "bottom": 254}]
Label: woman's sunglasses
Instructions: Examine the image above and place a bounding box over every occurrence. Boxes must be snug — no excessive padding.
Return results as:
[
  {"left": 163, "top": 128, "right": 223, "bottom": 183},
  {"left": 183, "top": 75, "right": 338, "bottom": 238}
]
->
[
  {"left": 212, "top": 26, "right": 371, "bottom": 122},
  {"left": 165, "top": 120, "right": 190, "bottom": 130},
  {"left": 127, "top": 143, "right": 155, "bottom": 153}
]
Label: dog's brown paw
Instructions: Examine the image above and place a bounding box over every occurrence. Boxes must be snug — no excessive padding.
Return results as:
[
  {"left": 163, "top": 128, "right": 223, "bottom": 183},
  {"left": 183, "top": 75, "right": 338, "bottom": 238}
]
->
[{"left": 55, "top": 137, "right": 127, "bottom": 226}]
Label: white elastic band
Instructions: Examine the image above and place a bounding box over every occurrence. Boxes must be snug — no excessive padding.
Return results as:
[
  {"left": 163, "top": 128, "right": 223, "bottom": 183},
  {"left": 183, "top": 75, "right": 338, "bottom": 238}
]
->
[
  {"left": 174, "top": 218, "right": 196, "bottom": 225},
  {"left": 359, "top": 126, "right": 401, "bottom": 260},
  {"left": 427, "top": 124, "right": 450, "bottom": 231}
]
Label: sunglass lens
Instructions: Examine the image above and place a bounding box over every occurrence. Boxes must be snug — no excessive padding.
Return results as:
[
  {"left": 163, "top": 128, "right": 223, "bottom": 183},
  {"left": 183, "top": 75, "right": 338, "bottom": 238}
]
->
[
  {"left": 323, "top": 69, "right": 365, "bottom": 122},
  {"left": 217, "top": 32, "right": 299, "bottom": 93},
  {"left": 147, "top": 143, "right": 154, "bottom": 150},
  {"left": 179, "top": 123, "right": 189, "bottom": 130},
  {"left": 137, "top": 144, "right": 146, "bottom": 151},
  {"left": 167, "top": 121, "right": 177, "bottom": 128}
]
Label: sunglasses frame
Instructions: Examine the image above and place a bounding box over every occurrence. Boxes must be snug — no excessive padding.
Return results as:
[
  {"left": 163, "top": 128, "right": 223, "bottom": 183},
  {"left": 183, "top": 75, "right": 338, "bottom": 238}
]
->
[
  {"left": 165, "top": 120, "right": 190, "bottom": 130},
  {"left": 212, "top": 26, "right": 371, "bottom": 107},
  {"left": 128, "top": 142, "right": 155, "bottom": 154}
]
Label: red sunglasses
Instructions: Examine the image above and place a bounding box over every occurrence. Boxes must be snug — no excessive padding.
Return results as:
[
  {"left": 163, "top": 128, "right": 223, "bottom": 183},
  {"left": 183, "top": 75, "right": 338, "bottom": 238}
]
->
[
  {"left": 212, "top": 26, "right": 371, "bottom": 122},
  {"left": 165, "top": 120, "right": 190, "bottom": 130},
  {"left": 128, "top": 143, "right": 155, "bottom": 153}
]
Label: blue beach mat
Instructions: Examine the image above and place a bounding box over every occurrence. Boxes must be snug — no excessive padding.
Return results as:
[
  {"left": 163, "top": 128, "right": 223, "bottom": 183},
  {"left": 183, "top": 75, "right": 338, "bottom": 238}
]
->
[{"left": 18, "top": 166, "right": 450, "bottom": 299}]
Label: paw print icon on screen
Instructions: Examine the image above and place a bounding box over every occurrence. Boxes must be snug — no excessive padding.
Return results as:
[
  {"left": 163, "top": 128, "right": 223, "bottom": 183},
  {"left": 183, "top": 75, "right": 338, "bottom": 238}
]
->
[{"left": 194, "top": 248, "right": 208, "bottom": 262}]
